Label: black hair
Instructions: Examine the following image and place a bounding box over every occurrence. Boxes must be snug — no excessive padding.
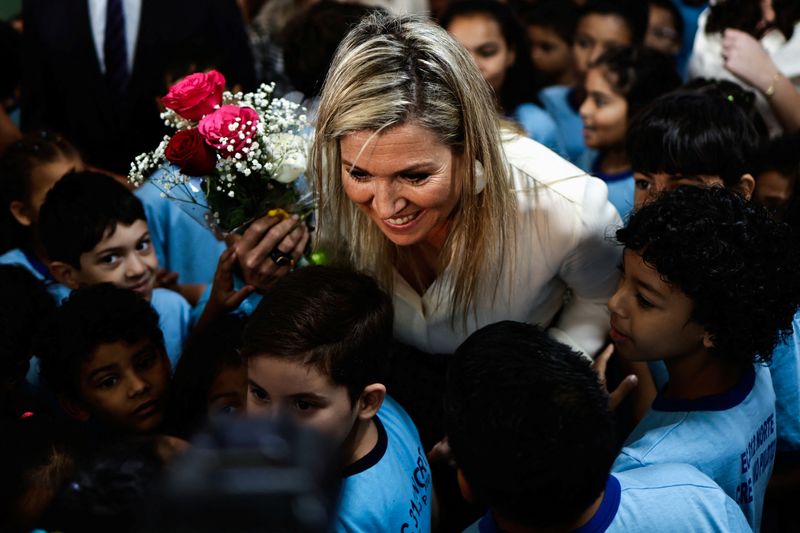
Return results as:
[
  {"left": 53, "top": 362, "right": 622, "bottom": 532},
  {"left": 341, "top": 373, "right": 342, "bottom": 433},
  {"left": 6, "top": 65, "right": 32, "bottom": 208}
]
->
[
  {"left": 440, "top": 0, "right": 541, "bottom": 113},
  {"left": 42, "top": 436, "right": 167, "bottom": 533},
  {"left": 283, "top": 1, "right": 379, "bottom": 99},
  {"left": 241, "top": 266, "right": 392, "bottom": 403},
  {"left": 0, "top": 265, "right": 56, "bottom": 393},
  {"left": 445, "top": 321, "right": 616, "bottom": 529},
  {"left": 166, "top": 315, "right": 245, "bottom": 439},
  {"left": 617, "top": 186, "right": 800, "bottom": 365},
  {"left": 755, "top": 133, "right": 800, "bottom": 229},
  {"left": 647, "top": 0, "right": 684, "bottom": 44},
  {"left": 579, "top": 0, "right": 649, "bottom": 45},
  {"left": 590, "top": 45, "right": 682, "bottom": 119},
  {"left": 627, "top": 91, "right": 761, "bottom": 187},
  {"left": 518, "top": 0, "right": 579, "bottom": 45},
  {"left": 38, "top": 170, "right": 146, "bottom": 269},
  {"left": 706, "top": 0, "right": 800, "bottom": 41},
  {"left": 683, "top": 78, "right": 769, "bottom": 140},
  {"left": 0, "top": 20, "right": 21, "bottom": 103},
  {"left": 35, "top": 284, "right": 165, "bottom": 401},
  {"left": 0, "top": 131, "right": 80, "bottom": 253}
]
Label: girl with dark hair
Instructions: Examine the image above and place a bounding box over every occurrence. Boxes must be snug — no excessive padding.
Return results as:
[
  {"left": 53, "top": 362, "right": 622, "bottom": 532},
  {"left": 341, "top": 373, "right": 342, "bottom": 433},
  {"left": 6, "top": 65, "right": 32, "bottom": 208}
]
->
[{"left": 441, "top": 0, "right": 564, "bottom": 155}]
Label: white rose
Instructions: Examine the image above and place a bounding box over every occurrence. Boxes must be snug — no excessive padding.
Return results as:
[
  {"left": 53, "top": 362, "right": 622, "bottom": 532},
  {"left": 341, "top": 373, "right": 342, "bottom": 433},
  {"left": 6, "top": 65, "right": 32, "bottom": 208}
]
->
[{"left": 269, "top": 133, "right": 307, "bottom": 183}]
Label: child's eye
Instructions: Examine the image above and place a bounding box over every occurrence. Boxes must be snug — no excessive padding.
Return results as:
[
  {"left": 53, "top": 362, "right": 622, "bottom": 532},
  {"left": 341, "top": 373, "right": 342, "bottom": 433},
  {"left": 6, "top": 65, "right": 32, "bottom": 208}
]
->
[
  {"left": 97, "top": 376, "right": 119, "bottom": 389},
  {"left": 99, "top": 254, "right": 119, "bottom": 265},
  {"left": 294, "top": 399, "right": 315, "bottom": 412},
  {"left": 249, "top": 386, "right": 268, "bottom": 402},
  {"left": 136, "top": 238, "right": 152, "bottom": 253},
  {"left": 636, "top": 294, "right": 654, "bottom": 309},
  {"left": 576, "top": 36, "right": 592, "bottom": 49},
  {"left": 219, "top": 404, "right": 239, "bottom": 415},
  {"left": 135, "top": 355, "right": 156, "bottom": 371},
  {"left": 635, "top": 179, "right": 651, "bottom": 191},
  {"left": 476, "top": 44, "right": 499, "bottom": 58}
]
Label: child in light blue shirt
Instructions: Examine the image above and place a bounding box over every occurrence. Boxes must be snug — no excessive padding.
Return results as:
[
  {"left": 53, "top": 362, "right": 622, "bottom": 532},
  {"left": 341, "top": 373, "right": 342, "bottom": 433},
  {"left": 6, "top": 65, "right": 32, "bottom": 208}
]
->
[
  {"left": 445, "top": 321, "right": 749, "bottom": 533},
  {"left": 608, "top": 186, "right": 800, "bottom": 531}
]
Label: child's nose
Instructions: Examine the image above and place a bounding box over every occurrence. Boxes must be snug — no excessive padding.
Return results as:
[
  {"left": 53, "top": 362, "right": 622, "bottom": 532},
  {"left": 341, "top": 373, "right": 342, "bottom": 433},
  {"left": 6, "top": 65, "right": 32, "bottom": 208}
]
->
[
  {"left": 128, "top": 373, "right": 149, "bottom": 397},
  {"left": 125, "top": 254, "right": 148, "bottom": 277}
]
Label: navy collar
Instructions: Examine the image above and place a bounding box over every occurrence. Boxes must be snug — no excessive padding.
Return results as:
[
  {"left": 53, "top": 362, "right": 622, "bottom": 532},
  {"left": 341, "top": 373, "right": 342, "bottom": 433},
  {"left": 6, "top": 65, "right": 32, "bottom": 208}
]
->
[
  {"left": 591, "top": 153, "right": 632, "bottom": 183},
  {"left": 652, "top": 364, "right": 756, "bottom": 412},
  {"left": 22, "top": 248, "right": 54, "bottom": 281},
  {"left": 475, "top": 476, "right": 621, "bottom": 533}
]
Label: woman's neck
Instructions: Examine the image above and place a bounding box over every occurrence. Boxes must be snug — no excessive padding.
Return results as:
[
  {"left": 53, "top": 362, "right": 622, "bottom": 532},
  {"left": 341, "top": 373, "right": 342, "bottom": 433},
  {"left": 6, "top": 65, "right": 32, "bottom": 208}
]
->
[
  {"left": 663, "top": 351, "right": 745, "bottom": 401},
  {"left": 397, "top": 220, "right": 451, "bottom": 295},
  {"left": 598, "top": 147, "right": 630, "bottom": 175}
]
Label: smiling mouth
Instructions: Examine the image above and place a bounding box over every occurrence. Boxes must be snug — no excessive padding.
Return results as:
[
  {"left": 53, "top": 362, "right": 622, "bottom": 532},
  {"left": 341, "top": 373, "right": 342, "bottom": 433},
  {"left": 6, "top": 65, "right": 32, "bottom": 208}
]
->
[
  {"left": 129, "top": 278, "right": 153, "bottom": 293},
  {"left": 385, "top": 211, "right": 422, "bottom": 226}
]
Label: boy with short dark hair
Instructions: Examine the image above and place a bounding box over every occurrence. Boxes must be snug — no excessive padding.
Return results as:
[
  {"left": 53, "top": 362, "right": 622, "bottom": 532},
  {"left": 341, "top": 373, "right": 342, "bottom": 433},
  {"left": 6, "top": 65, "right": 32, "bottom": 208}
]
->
[
  {"left": 242, "top": 266, "right": 432, "bottom": 532},
  {"left": 446, "top": 321, "right": 750, "bottom": 532},
  {"left": 36, "top": 284, "right": 171, "bottom": 434},
  {"left": 608, "top": 186, "right": 800, "bottom": 531},
  {"left": 38, "top": 171, "right": 191, "bottom": 364}
]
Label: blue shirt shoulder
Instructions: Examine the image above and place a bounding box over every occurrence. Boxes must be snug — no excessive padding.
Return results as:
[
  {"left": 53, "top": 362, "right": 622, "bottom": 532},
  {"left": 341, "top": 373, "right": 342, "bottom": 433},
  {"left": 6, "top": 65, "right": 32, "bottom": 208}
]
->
[
  {"left": 336, "top": 396, "right": 432, "bottom": 533},
  {"left": 0, "top": 248, "right": 72, "bottom": 303},
  {"left": 769, "top": 310, "right": 800, "bottom": 451},
  {"left": 512, "top": 103, "right": 567, "bottom": 157},
  {"left": 150, "top": 287, "right": 191, "bottom": 367},
  {"left": 537, "top": 86, "right": 596, "bottom": 167},
  {"left": 613, "top": 364, "right": 775, "bottom": 531}
]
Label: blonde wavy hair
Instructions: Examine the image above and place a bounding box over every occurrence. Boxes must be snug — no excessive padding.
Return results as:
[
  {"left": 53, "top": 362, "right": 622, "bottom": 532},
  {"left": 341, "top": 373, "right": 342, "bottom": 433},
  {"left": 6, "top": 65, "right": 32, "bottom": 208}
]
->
[{"left": 310, "top": 12, "right": 517, "bottom": 326}]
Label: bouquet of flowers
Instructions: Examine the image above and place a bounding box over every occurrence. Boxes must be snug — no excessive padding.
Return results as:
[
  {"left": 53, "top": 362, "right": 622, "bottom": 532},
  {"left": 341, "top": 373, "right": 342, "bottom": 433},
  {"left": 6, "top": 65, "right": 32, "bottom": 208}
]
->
[{"left": 128, "top": 70, "right": 312, "bottom": 237}]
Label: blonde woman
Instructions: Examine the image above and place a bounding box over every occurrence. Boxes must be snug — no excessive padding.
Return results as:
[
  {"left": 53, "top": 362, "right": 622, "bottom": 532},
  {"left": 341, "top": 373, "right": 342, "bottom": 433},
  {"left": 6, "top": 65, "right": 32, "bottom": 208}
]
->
[{"left": 235, "top": 12, "right": 620, "bottom": 358}]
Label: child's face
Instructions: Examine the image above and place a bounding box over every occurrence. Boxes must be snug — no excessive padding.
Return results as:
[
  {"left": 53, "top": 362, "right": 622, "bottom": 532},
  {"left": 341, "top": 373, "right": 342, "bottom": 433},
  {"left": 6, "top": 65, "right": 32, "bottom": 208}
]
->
[
  {"left": 645, "top": 4, "right": 680, "bottom": 56},
  {"left": 246, "top": 355, "right": 359, "bottom": 450},
  {"left": 10, "top": 156, "right": 83, "bottom": 227},
  {"left": 633, "top": 172, "right": 725, "bottom": 209},
  {"left": 76, "top": 337, "right": 171, "bottom": 433},
  {"left": 573, "top": 14, "right": 633, "bottom": 76},
  {"left": 579, "top": 68, "right": 628, "bottom": 150},
  {"left": 754, "top": 170, "right": 794, "bottom": 221},
  {"left": 207, "top": 363, "right": 247, "bottom": 417},
  {"left": 607, "top": 250, "right": 708, "bottom": 362},
  {"left": 527, "top": 25, "right": 573, "bottom": 82},
  {"left": 72, "top": 220, "right": 158, "bottom": 301},
  {"left": 448, "top": 13, "right": 515, "bottom": 93}
]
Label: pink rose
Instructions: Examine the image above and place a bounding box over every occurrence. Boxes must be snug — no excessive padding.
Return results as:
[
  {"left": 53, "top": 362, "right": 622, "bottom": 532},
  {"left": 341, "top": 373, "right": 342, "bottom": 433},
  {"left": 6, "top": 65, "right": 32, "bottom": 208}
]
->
[
  {"left": 198, "top": 105, "right": 260, "bottom": 157},
  {"left": 165, "top": 129, "right": 217, "bottom": 176},
  {"left": 162, "top": 70, "right": 226, "bottom": 122}
]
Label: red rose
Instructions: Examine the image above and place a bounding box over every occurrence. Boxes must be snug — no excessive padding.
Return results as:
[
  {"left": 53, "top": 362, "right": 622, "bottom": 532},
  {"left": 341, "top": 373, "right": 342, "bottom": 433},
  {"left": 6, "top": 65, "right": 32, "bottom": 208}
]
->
[
  {"left": 198, "top": 105, "right": 259, "bottom": 157},
  {"left": 162, "top": 70, "right": 226, "bottom": 122},
  {"left": 165, "top": 129, "right": 217, "bottom": 176}
]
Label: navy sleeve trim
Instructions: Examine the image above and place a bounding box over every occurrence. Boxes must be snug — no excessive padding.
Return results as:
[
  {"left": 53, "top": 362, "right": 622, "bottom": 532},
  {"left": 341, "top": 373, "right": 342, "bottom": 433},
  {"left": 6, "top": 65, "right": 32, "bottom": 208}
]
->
[
  {"left": 574, "top": 475, "right": 621, "bottom": 533},
  {"left": 652, "top": 364, "right": 756, "bottom": 412},
  {"left": 341, "top": 415, "right": 388, "bottom": 478}
]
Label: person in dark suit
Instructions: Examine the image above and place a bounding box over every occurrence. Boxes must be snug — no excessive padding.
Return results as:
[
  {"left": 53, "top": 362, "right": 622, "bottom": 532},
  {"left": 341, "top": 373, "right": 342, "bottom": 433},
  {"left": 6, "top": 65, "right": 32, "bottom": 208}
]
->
[{"left": 21, "top": 0, "right": 256, "bottom": 175}]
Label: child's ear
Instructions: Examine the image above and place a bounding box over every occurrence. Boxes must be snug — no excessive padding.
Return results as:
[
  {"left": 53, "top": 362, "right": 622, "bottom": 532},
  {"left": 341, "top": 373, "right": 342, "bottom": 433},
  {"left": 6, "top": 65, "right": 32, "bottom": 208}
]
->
[
  {"left": 735, "top": 174, "right": 755, "bottom": 201},
  {"left": 49, "top": 261, "right": 81, "bottom": 289},
  {"left": 9, "top": 201, "right": 33, "bottom": 227},
  {"left": 355, "top": 383, "right": 386, "bottom": 421},
  {"left": 702, "top": 331, "right": 715, "bottom": 350},
  {"left": 59, "top": 396, "right": 90, "bottom": 422},
  {"left": 456, "top": 468, "right": 476, "bottom": 503}
]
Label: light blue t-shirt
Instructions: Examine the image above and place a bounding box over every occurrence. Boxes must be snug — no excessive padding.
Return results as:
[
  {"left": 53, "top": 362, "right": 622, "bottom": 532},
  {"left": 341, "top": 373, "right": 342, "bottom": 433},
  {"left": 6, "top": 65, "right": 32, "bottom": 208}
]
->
[
  {"left": 537, "top": 86, "right": 596, "bottom": 168},
  {"left": 768, "top": 311, "right": 800, "bottom": 451},
  {"left": 150, "top": 287, "right": 191, "bottom": 367},
  {"left": 512, "top": 103, "right": 567, "bottom": 158},
  {"left": 336, "top": 395, "right": 432, "bottom": 533},
  {"left": 613, "top": 364, "right": 775, "bottom": 532},
  {"left": 0, "top": 248, "right": 72, "bottom": 303},
  {"left": 135, "top": 172, "right": 226, "bottom": 286},
  {"left": 588, "top": 154, "right": 634, "bottom": 221},
  {"left": 466, "top": 464, "right": 750, "bottom": 533}
]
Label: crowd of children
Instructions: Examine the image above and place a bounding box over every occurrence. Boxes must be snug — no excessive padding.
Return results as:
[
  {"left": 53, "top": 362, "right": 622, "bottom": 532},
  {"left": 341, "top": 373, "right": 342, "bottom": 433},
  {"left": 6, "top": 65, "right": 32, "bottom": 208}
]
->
[{"left": 2, "top": 0, "right": 800, "bottom": 532}]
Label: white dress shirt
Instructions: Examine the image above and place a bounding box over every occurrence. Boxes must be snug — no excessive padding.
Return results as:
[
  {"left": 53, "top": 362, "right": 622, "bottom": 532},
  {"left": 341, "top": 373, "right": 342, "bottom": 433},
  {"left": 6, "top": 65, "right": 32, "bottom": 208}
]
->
[
  {"left": 87, "top": 0, "right": 142, "bottom": 71},
  {"left": 392, "top": 134, "right": 622, "bottom": 357}
]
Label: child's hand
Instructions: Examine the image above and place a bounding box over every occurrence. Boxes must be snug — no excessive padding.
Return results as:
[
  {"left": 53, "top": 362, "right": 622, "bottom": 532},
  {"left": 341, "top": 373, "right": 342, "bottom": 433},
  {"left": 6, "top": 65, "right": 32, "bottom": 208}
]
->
[
  {"left": 195, "top": 248, "right": 255, "bottom": 332},
  {"left": 427, "top": 437, "right": 455, "bottom": 468},
  {"left": 593, "top": 344, "right": 638, "bottom": 411}
]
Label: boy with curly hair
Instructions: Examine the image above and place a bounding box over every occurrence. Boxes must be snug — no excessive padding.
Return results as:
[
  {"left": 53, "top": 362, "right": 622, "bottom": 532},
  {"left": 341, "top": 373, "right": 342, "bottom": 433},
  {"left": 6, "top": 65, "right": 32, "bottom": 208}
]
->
[{"left": 608, "top": 186, "right": 800, "bottom": 531}]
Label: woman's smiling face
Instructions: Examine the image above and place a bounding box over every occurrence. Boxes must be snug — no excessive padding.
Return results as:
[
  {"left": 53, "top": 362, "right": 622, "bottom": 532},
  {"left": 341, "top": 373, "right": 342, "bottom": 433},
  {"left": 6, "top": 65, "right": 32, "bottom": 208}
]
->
[{"left": 340, "top": 123, "right": 462, "bottom": 248}]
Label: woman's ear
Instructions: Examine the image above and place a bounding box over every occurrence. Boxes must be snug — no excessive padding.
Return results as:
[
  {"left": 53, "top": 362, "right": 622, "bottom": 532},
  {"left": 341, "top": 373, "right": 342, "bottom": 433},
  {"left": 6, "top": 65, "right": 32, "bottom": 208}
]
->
[
  {"left": 49, "top": 261, "right": 81, "bottom": 289},
  {"left": 59, "top": 396, "right": 90, "bottom": 422},
  {"left": 356, "top": 383, "right": 386, "bottom": 420},
  {"left": 735, "top": 173, "right": 755, "bottom": 201},
  {"left": 9, "top": 201, "right": 33, "bottom": 227}
]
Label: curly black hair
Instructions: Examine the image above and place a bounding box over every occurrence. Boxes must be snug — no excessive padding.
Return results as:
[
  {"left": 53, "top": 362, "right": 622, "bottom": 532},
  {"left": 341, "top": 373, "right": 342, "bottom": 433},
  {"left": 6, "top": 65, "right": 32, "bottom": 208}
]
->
[
  {"left": 617, "top": 186, "right": 800, "bottom": 364},
  {"left": 35, "top": 284, "right": 165, "bottom": 400}
]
